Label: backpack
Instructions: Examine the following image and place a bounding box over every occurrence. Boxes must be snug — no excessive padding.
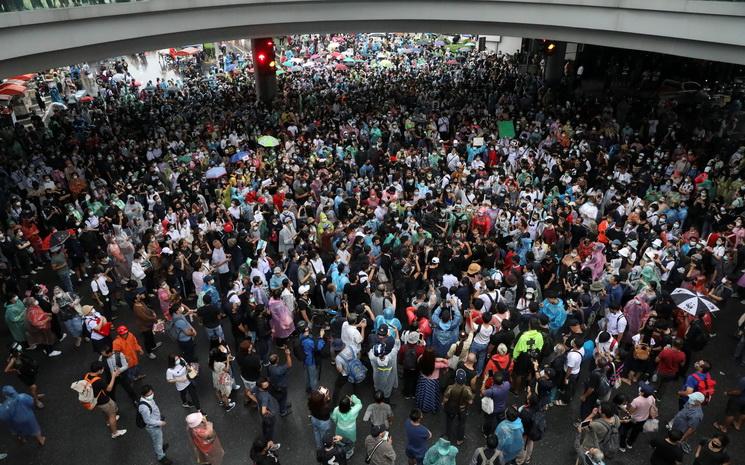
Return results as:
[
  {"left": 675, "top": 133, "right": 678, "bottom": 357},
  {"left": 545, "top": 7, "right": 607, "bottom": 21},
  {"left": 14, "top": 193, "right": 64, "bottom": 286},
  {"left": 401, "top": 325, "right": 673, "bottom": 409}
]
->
[
  {"left": 135, "top": 401, "right": 152, "bottom": 429},
  {"left": 70, "top": 373, "right": 102, "bottom": 410},
  {"left": 475, "top": 447, "right": 500, "bottom": 465},
  {"left": 691, "top": 373, "right": 716, "bottom": 405},
  {"left": 196, "top": 291, "right": 207, "bottom": 309},
  {"left": 529, "top": 410, "right": 547, "bottom": 441},
  {"left": 593, "top": 368, "right": 612, "bottom": 400},
  {"left": 346, "top": 358, "right": 367, "bottom": 384},
  {"left": 165, "top": 319, "right": 182, "bottom": 341},
  {"left": 596, "top": 419, "right": 620, "bottom": 458},
  {"left": 402, "top": 346, "right": 418, "bottom": 371},
  {"left": 444, "top": 385, "right": 469, "bottom": 413},
  {"left": 633, "top": 343, "right": 651, "bottom": 361}
]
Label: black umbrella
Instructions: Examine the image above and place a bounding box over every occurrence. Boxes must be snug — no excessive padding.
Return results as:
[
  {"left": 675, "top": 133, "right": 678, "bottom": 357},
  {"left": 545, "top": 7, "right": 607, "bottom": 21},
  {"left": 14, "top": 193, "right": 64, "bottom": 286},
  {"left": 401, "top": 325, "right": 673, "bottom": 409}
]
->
[{"left": 49, "top": 230, "right": 70, "bottom": 249}]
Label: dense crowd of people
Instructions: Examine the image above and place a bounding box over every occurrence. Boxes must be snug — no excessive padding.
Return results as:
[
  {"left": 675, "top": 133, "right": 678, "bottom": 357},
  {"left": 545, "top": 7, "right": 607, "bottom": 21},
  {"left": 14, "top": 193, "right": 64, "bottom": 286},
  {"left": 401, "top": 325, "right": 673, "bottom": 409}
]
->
[{"left": 1, "top": 32, "right": 745, "bottom": 465}]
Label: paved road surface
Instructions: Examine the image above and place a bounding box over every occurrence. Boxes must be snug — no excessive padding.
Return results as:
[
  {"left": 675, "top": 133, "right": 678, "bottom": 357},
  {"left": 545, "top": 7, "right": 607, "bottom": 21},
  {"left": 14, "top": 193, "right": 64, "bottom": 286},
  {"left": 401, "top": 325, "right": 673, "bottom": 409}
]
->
[{"left": 1, "top": 272, "right": 744, "bottom": 465}]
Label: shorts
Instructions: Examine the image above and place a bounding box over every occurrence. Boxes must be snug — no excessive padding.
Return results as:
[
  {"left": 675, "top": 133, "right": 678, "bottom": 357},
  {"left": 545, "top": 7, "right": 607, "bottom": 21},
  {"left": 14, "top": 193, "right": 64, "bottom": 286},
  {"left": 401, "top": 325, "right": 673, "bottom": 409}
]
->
[
  {"left": 725, "top": 397, "right": 745, "bottom": 416},
  {"left": 97, "top": 399, "right": 118, "bottom": 417},
  {"left": 19, "top": 373, "right": 37, "bottom": 387},
  {"left": 240, "top": 376, "right": 256, "bottom": 391}
]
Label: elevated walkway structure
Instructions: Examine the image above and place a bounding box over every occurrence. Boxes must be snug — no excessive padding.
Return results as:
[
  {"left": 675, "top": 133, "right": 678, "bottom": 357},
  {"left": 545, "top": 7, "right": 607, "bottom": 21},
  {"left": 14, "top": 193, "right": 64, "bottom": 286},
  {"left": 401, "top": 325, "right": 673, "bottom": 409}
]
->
[{"left": 2, "top": 0, "right": 745, "bottom": 77}]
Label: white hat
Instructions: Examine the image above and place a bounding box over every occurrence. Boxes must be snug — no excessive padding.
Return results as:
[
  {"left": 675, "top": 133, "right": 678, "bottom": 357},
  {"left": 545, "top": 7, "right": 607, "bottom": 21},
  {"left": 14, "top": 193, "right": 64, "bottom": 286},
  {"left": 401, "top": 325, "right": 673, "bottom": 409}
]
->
[
  {"left": 161, "top": 247, "right": 173, "bottom": 255},
  {"left": 618, "top": 247, "right": 630, "bottom": 258},
  {"left": 358, "top": 271, "right": 368, "bottom": 283},
  {"left": 298, "top": 285, "right": 310, "bottom": 295},
  {"left": 186, "top": 412, "right": 204, "bottom": 428},
  {"left": 652, "top": 239, "right": 662, "bottom": 248},
  {"left": 431, "top": 257, "right": 440, "bottom": 264}
]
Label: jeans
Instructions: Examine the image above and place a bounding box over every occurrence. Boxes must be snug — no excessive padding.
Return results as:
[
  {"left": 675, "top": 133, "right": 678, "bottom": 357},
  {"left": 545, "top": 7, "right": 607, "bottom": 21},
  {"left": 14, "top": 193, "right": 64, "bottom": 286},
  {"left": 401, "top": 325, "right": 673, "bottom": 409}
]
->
[
  {"left": 470, "top": 340, "right": 489, "bottom": 375},
  {"left": 311, "top": 416, "right": 332, "bottom": 449},
  {"left": 445, "top": 409, "right": 468, "bottom": 442},
  {"left": 619, "top": 420, "right": 645, "bottom": 448},
  {"left": 58, "top": 271, "right": 74, "bottom": 293},
  {"left": 178, "top": 338, "right": 196, "bottom": 363},
  {"left": 179, "top": 383, "right": 201, "bottom": 410},
  {"left": 272, "top": 387, "right": 289, "bottom": 415},
  {"left": 262, "top": 413, "right": 276, "bottom": 441},
  {"left": 142, "top": 330, "right": 156, "bottom": 354},
  {"left": 63, "top": 316, "right": 83, "bottom": 337},
  {"left": 735, "top": 335, "right": 745, "bottom": 364},
  {"left": 306, "top": 363, "right": 319, "bottom": 392},
  {"left": 205, "top": 325, "right": 225, "bottom": 342},
  {"left": 145, "top": 426, "right": 166, "bottom": 460}
]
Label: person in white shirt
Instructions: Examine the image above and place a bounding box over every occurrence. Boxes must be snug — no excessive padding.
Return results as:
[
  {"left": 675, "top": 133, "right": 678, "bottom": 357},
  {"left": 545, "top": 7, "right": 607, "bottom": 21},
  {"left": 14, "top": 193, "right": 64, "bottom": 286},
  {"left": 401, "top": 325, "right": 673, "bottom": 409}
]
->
[
  {"left": 604, "top": 306, "right": 627, "bottom": 343},
  {"left": 341, "top": 314, "right": 366, "bottom": 355},
  {"left": 593, "top": 331, "right": 619, "bottom": 364},
  {"left": 556, "top": 337, "right": 585, "bottom": 406}
]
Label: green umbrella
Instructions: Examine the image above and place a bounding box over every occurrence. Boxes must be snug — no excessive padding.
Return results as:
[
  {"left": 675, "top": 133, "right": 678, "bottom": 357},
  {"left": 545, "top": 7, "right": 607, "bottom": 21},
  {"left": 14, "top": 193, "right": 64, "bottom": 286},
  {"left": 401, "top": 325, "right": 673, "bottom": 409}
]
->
[
  {"left": 378, "top": 59, "right": 394, "bottom": 69},
  {"left": 343, "top": 57, "right": 356, "bottom": 64},
  {"left": 275, "top": 69, "right": 285, "bottom": 76},
  {"left": 178, "top": 155, "right": 192, "bottom": 163},
  {"left": 257, "top": 135, "right": 280, "bottom": 147}
]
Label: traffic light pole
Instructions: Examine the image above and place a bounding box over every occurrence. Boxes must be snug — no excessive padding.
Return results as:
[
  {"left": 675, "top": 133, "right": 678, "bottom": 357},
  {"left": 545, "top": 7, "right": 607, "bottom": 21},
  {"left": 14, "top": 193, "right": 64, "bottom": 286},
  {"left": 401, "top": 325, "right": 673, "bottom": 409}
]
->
[{"left": 251, "top": 37, "right": 277, "bottom": 103}]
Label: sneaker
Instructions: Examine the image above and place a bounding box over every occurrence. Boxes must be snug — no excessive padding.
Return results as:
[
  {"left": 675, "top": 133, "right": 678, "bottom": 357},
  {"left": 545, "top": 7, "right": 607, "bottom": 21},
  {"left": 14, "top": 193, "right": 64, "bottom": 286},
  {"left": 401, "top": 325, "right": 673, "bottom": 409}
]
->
[
  {"left": 148, "top": 353, "right": 157, "bottom": 360},
  {"left": 111, "top": 429, "right": 127, "bottom": 439},
  {"left": 619, "top": 448, "right": 626, "bottom": 453},
  {"left": 232, "top": 384, "right": 241, "bottom": 391},
  {"left": 225, "top": 401, "right": 236, "bottom": 412},
  {"left": 182, "top": 402, "right": 195, "bottom": 408},
  {"left": 554, "top": 400, "right": 568, "bottom": 406},
  {"left": 626, "top": 445, "right": 633, "bottom": 450},
  {"left": 48, "top": 350, "right": 62, "bottom": 357}
]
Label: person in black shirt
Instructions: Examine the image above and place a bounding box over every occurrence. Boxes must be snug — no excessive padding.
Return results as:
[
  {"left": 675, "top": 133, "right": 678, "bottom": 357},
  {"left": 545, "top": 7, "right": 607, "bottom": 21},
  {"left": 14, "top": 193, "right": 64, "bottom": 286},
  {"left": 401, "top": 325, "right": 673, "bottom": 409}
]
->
[
  {"left": 237, "top": 339, "right": 262, "bottom": 406},
  {"left": 316, "top": 432, "right": 347, "bottom": 465},
  {"left": 650, "top": 429, "right": 684, "bottom": 465},
  {"left": 197, "top": 293, "right": 224, "bottom": 342},
  {"left": 250, "top": 437, "right": 280, "bottom": 465}
]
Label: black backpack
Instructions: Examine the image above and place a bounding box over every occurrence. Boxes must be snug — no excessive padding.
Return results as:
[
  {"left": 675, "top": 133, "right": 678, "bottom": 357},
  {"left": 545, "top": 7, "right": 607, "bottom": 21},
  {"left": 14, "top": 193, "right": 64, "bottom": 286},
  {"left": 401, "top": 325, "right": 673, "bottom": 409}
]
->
[
  {"left": 135, "top": 401, "right": 151, "bottom": 429},
  {"left": 402, "top": 346, "right": 418, "bottom": 371}
]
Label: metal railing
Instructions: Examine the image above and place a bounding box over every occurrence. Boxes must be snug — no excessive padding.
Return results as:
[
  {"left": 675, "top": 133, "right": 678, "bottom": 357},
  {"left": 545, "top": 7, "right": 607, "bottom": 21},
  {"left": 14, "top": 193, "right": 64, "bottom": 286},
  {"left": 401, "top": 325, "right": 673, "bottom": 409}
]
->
[{"left": 1, "top": 0, "right": 146, "bottom": 13}]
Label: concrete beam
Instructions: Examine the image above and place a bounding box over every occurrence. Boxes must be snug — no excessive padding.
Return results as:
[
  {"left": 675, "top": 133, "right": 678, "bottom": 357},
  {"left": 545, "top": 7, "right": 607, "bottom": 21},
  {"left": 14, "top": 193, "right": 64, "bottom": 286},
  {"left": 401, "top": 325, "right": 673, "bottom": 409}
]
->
[{"left": 1, "top": 0, "right": 744, "bottom": 77}]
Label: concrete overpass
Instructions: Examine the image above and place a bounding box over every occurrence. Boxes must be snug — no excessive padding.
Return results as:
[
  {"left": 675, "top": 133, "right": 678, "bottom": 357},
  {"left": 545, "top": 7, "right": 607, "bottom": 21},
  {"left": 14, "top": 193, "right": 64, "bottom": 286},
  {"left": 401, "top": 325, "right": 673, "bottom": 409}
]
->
[{"left": 1, "top": 0, "right": 745, "bottom": 78}]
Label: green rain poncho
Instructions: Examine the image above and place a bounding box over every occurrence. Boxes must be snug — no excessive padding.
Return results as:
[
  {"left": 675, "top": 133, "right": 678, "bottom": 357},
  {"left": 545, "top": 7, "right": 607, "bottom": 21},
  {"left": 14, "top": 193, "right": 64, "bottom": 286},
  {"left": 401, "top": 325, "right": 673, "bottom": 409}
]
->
[{"left": 4, "top": 300, "right": 26, "bottom": 343}]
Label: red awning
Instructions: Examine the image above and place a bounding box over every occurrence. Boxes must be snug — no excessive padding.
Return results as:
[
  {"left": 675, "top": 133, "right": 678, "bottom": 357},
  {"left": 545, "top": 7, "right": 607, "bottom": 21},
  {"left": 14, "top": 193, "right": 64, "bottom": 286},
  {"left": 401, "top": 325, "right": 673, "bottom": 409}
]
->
[
  {"left": 7, "top": 74, "right": 34, "bottom": 81},
  {"left": 0, "top": 83, "right": 27, "bottom": 96}
]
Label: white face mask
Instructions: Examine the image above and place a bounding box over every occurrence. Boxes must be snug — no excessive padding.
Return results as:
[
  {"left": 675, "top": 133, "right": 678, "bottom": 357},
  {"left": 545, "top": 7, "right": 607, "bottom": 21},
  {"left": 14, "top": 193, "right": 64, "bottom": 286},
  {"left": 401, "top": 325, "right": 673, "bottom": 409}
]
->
[{"left": 144, "top": 394, "right": 154, "bottom": 401}]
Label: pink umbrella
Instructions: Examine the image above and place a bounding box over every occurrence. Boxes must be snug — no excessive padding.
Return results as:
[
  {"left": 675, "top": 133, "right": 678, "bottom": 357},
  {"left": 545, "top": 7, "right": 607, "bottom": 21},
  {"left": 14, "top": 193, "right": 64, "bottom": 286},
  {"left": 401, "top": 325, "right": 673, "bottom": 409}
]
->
[
  {"left": 334, "top": 63, "right": 348, "bottom": 71},
  {"left": 446, "top": 59, "right": 458, "bottom": 65},
  {"left": 331, "top": 51, "right": 343, "bottom": 59},
  {"left": 310, "top": 54, "right": 320, "bottom": 59}
]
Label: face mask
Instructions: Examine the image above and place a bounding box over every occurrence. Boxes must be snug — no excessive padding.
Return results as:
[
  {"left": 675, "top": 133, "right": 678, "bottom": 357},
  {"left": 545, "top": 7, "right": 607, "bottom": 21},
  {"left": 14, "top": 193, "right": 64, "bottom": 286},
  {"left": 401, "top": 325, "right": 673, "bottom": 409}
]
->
[{"left": 145, "top": 394, "right": 154, "bottom": 401}]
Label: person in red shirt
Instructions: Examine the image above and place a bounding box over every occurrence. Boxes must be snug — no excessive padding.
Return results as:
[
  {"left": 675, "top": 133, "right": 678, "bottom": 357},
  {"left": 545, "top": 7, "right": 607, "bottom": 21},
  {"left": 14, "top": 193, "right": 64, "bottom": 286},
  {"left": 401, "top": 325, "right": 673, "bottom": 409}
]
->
[
  {"left": 405, "top": 305, "right": 432, "bottom": 341},
  {"left": 655, "top": 338, "right": 686, "bottom": 396},
  {"left": 470, "top": 209, "right": 492, "bottom": 238}
]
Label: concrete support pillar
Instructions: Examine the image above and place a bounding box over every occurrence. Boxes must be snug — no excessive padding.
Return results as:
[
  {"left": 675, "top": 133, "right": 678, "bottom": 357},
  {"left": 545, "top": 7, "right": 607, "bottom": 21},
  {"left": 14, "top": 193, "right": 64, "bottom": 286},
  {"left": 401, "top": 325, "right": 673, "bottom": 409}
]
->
[
  {"left": 544, "top": 41, "right": 567, "bottom": 85},
  {"left": 251, "top": 37, "right": 277, "bottom": 103}
]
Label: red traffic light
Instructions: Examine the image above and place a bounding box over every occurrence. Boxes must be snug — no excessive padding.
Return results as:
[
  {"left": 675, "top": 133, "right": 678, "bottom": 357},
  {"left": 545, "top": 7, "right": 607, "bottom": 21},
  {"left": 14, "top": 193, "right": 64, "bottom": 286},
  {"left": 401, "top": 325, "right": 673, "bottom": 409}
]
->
[
  {"left": 257, "top": 53, "right": 266, "bottom": 62},
  {"left": 266, "top": 40, "right": 273, "bottom": 46}
]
